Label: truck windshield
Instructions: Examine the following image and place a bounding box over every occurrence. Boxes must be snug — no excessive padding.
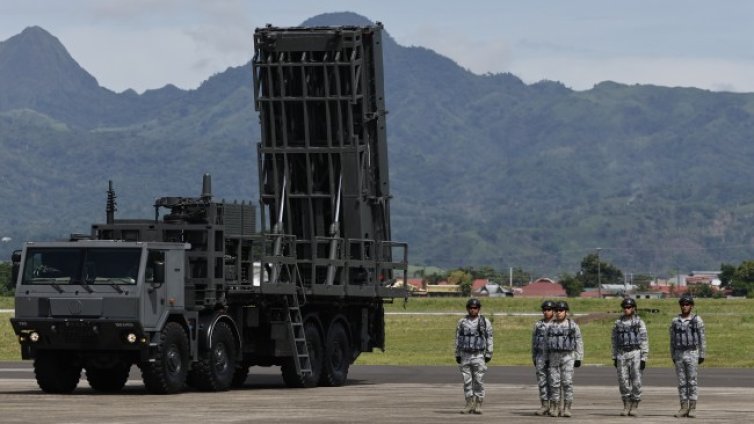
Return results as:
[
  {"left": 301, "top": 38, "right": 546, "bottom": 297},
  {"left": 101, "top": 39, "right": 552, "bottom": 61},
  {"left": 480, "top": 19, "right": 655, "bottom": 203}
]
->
[{"left": 22, "top": 247, "right": 141, "bottom": 285}]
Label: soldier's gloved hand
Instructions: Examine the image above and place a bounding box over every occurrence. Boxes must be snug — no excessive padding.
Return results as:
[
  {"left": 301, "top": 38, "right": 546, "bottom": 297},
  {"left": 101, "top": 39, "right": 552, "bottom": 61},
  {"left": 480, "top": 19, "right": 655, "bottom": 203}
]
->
[
  {"left": 574, "top": 360, "right": 581, "bottom": 368},
  {"left": 484, "top": 356, "right": 491, "bottom": 363},
  {"left": 613, "top": 359, "right": 617, "bottom": 368},
  {"left": 698, "top": 357, "right": 705, "bottom": 365},
  {"left": 455, "top": 356, "right": 461, "bottom": 364},
  {"left": 545, "top": 361, "right": 550, "bottom": 367},
  {"left": 640, "top": 360, "right": 646, "bottom": 370},
  {"left": 533, "top": 359, "right": 537, "bottom": 366}
]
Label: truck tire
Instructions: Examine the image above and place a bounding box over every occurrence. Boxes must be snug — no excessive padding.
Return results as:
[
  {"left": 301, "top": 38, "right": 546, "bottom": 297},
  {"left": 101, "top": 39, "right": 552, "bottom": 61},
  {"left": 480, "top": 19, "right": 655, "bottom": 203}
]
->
[
  {"left": 281, "top": 322, "right": 322, "bottom": 388},
  {"left": 86, "top": 363, "right": 130, "bottom": 393},
  {"left": 141, "top": 322, "right": 189, "bottom": 394},
  {"left": 34, "top": 351, "right": 82, "bottom": 394},
  {"left": 230, "top": 363, "right": 250, "bottom": 388},
  {"left": 320, "top": 322, "right": 351, "bottom": 387},
  {"left": 187, "top": 321, "right": 237, "bottom": 391}
]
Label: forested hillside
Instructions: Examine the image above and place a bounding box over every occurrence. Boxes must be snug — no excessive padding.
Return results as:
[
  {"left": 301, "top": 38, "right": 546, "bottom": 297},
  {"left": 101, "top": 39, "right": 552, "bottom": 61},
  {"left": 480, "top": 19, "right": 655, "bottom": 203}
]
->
[{"left": 2, "top": 13, "right": 754, "bottom": 277}]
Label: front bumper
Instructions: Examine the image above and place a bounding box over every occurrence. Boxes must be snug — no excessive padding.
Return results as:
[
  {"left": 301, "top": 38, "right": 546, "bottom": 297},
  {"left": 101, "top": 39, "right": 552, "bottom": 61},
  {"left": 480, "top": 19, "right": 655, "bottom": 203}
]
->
[{"left": 10, "top": 318, "right": 148, "bottom": 360}]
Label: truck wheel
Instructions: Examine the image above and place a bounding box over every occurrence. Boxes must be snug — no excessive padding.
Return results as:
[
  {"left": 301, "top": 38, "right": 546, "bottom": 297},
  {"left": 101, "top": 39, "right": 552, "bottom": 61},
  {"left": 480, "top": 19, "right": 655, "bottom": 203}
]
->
[
  {"left": 281, "top": 322, "right": 323, "bottom": 388},
  {"left": 34, "top": 351, "right": 82, "bottom": 393},
  {"left": 188, "top": 321, "right": 238, "bottom": 391},
  {"left": 86, "top": 363, "right": 130, "bottom": 393},
  {"left": 231, "top": 364, "right": 250, "bottom": 388},
  {"left": 320, "top": 322, "right": 351, "bottom": 387},
  {"left": 141, "top": 322, "right": 189, "bottom": 394}
]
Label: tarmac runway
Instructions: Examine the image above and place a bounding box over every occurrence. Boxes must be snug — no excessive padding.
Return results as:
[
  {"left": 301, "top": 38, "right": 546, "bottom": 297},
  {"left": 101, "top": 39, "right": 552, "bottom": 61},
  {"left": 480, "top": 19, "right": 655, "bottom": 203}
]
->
[{"left": 1, "top": 362, "right": 753, "bottom": 423}]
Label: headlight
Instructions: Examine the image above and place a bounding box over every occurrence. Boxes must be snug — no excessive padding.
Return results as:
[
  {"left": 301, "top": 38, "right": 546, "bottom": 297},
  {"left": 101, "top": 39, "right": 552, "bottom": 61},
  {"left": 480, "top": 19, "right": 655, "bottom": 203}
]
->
[
  {"left": 126, "top": 333, "right": 137, "bottom": 344},
  {"left": 29, "top": 332, "right": 40, "bottom": 342}
]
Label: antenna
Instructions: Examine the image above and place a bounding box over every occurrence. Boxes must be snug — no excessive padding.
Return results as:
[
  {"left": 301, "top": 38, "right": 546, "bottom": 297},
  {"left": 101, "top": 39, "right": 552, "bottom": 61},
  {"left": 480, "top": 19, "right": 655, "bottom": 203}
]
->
[
  {"left": 201, "top": 173, "right": 212, "bottom": 201},
  {"left": 106, "top": 180, "right": 117, "bottom": 224}
]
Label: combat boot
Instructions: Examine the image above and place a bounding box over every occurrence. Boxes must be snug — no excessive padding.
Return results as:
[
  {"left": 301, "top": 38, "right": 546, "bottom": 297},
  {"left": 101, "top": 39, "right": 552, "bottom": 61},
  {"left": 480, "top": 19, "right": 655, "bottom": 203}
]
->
[
  {"left": 460, "top": 397, "right": 475, "bottom": 414},
  {"left": 547, "top": 400, "right": 559, "bottom": 417},
  {"left": 535, "top": 399, "right": 549, "bottom": 416},
  {"left": 472, "top": 396, "right": 483, "bottom": 415},
  {"left": 562, "top": 401, "right": 572, "bottom": 418},
  {"left": 687, "top": 400, "right": 697, "bottom": 418},
  {"left": 674, "top": 401, "right": 689, "bottom": 418},
  {"left": 628, "top": 400, "right": 639, "bottom": 417},
  {"left": 620, "top": 399, "right": 630, "bottom": 416}
]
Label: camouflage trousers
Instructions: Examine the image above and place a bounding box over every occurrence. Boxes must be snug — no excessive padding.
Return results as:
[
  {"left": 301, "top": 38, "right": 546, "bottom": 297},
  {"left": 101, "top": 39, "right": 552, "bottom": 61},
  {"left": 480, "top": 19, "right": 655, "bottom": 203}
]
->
[
  {"left": 547, "top": 351, "right": 576, "bottom": 402},
  {"left": 673, "top": 349, "right": 700, "bottom": 401},
  {"left": 534, "top": 353, "right": 550, "bottom": 401},
  {"left": 616, "top": 349, "right": 643, "bottom": 401},
  {"left": 459, "top": 352, "right": 487, "bottom": 400}
]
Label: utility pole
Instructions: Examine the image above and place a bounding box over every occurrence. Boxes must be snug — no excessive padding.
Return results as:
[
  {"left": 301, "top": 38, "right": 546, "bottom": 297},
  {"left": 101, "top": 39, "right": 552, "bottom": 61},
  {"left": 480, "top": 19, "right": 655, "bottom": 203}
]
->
[{"left": 597, "top": 247, "right": 602, "bottom": 298}]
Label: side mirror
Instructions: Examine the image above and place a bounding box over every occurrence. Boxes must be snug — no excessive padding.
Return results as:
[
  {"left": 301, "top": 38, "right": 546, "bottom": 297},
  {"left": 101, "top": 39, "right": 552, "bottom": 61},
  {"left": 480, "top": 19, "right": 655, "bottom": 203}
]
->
[
  {"left": 152, "top": 261, "right": 165, "bottom": 285},
  {"left": 10, "top": 250, "right": 21, "bottom": 289}
]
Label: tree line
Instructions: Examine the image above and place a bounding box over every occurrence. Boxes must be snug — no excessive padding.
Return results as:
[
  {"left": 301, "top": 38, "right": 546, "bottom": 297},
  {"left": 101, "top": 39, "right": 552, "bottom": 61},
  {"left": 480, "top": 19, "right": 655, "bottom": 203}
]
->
[
  {"left": 414, "top": 253, "right": 754, "bottom": 298},
  {"left": 0, "top": 262, "right": 12, "bottom": 295}
]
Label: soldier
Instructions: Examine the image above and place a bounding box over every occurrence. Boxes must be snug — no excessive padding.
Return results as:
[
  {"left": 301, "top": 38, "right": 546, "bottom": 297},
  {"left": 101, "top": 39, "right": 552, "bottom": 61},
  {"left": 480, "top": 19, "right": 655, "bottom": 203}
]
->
[
  {"left": 455, "top": 298, "right": 493, "bottom": 415},
  {"left": 544, "top": 300, "right": 583, "bottom": 418},
  {"left": 612, "top": 297, "right": 649, "bottom": 416},
  {"left": 670, "top": 293, "right": 706, "bottom": 418},
  {"left": 532, "top": 299, "right": 555, "bottom": 415}
]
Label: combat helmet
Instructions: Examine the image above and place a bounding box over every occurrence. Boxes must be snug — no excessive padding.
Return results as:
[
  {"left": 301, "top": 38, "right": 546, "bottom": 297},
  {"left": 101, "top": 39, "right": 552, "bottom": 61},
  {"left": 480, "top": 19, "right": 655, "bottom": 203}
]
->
[
  {"left": 678, "top": 293, "right": 694, "bottom": 305},
  {"left": 621, "top": 297, "right": 637, "bottom": 309},
  {"left": 541, "top": 300, "right": 555, "bottom": 310},
  {"left": 554, "top": 300, "right": 569, "bottom": 311},
  {"left": 466, "top": 298, "right": 482, "bottom": 309}
]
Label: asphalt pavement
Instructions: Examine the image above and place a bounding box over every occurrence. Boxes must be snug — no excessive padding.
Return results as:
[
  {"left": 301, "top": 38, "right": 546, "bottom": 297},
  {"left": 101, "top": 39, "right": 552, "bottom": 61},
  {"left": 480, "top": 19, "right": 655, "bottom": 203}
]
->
[{"left": 1, "top": 362, "right": 753, "bottom": 423}]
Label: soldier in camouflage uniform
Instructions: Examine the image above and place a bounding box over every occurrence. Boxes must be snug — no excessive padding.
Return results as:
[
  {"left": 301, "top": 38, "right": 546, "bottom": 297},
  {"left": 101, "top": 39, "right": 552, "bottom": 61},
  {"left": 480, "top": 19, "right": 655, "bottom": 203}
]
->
[
  {"left": 670, "top": 293, "right": 706, "bottom": 418},
  {"left": 532, "top": 300, "right": 555, "bottom": 415},
  {"left": 544, "top": 300, "right": 583, "bottom": 418},
  {"left": 455, "top": 298, "right": 493, "bottom": 415},
  {"left": 611, "top": 297, "right": 649, "bottom": 417}
]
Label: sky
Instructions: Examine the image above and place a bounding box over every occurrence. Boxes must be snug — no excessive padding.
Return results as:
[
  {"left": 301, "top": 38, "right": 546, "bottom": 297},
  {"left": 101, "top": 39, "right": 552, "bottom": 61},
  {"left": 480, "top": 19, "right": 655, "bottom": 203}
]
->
[{"left": 1, "top": 0, "right": 753, "bottom": 94}]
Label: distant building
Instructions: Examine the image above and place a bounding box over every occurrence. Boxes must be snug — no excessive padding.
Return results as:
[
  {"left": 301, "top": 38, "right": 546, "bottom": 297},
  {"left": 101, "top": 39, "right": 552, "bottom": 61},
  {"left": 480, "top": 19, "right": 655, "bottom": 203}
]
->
[
  {"left": 579, "top": 284, "right": 639, "bottom": 298},
  {"left": 520, "top": 278, "right": 567, "bottom": 298},
  {"left": 687, "top": 271, "right": 721, "bottom": 287},
  {"left": 474, "top": 282, "right": 513, "bottom": 298},
  {"left": 633, "top": 291, "right": 666, "bottom": 300},
  {"left": 390, "top": 278, "right": 428, "bottom": 296},
  {"left": 471, "top": 279, "right": 489, "bottom": 294},
  {"left": 426, "top": 284, "right": 461, "bottom": 297}
]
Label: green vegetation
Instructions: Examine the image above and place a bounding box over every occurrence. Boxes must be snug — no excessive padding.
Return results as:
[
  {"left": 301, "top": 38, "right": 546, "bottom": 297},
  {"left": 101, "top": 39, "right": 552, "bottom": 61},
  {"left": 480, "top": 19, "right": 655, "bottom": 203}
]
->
[
  {"left": 0, "top": 315, "right": 16, "bottom": 360},
  {"left": 5, "top": 15, "right": 754, "bottom": 278},
  {"left": 1, "top": 297, "right": 752, "bottom": 366},
  {"left": 0, "top": 262, "right": 11, "bottom": 295},
  {"left": 0, "top": 296, "right": 13, "bottom": 309},
  {"left": 357, "top": 297, "right": 754, "bottom": 367}
]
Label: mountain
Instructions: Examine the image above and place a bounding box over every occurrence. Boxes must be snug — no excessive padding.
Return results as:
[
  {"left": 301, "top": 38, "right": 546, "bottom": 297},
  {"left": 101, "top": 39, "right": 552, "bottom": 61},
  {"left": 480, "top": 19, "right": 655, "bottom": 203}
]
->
[{"left": 3, "top": 14, "right": 754, "bottom": 278}]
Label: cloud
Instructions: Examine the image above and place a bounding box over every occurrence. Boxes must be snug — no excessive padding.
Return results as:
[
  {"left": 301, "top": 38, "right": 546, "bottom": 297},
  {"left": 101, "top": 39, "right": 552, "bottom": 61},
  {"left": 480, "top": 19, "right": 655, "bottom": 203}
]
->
[
  {"left": 399, "top": 24, "right": 754, "bottom": 93},
  {"left": 87, "top": 0, "right": 185, "bottom": 22},
  {"left": 61, "top": 26, "right": 215, "bottom": 92},
  {"left": 3, "top": 0, "right": 753, "bottom": 94},
  {"left": 402, "top": 24, "right": 514, "bottom": 73},
  {"left": 507, "top": 56, "right": 754, "bottom": 93},
  {"left": 52, "top": 1, "right": 254, "bottom": 92}
]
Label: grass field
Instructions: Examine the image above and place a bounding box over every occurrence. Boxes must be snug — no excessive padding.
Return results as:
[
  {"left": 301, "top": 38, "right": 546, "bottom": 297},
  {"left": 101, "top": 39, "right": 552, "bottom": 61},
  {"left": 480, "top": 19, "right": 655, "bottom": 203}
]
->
[
  {"left": 358, "top": 297, "right": 754, "bottom": 367},
  {"left": 2, "top": 297, "right": 753, "bottom": 367}
]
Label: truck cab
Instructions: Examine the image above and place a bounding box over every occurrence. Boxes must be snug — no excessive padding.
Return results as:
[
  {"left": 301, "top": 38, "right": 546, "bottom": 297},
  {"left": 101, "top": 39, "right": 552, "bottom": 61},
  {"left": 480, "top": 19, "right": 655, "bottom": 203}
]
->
[{"left": 11, "top": 240, "right": 191, "bottom": 393}]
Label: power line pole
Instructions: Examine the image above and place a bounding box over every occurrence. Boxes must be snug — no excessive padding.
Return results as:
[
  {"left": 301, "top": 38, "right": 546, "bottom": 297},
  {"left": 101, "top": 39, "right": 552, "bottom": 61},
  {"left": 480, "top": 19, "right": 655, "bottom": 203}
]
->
[{"left": 597, "top": 247, "right": 602, "bottom": 298}]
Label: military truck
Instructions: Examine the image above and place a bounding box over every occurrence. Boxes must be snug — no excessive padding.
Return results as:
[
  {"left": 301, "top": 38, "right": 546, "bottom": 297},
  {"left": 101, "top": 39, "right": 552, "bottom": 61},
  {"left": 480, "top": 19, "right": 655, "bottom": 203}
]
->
[{"left": 10, "top": 24, "right": 407, "bottom": 394}]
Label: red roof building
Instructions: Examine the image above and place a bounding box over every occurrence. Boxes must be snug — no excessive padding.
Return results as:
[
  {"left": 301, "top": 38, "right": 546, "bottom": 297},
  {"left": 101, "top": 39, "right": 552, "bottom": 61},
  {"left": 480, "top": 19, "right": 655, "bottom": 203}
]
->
[
  {"left": 471, "top": 279, "right": 489, "bottom": 293},
  {"left": 519, "top": 278, "right": 567, "bottom": 298},
  {"left": 406, "top": 278, "right": 425, "bottom": 290}
]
